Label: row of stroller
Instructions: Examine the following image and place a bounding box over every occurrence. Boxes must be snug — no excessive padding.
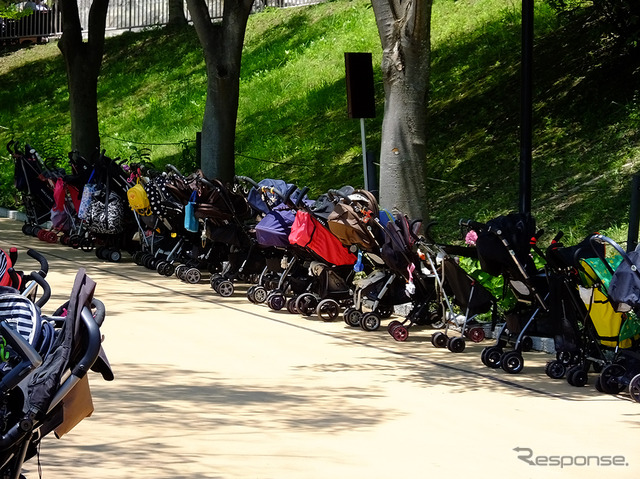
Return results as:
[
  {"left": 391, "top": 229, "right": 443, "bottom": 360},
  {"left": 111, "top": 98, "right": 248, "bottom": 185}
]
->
[
  {"left": 9, "top": 141, "right": 640, "bottom": 403},
  {"left": 0, "top": 245, "right": 112, "bottom": 477}
]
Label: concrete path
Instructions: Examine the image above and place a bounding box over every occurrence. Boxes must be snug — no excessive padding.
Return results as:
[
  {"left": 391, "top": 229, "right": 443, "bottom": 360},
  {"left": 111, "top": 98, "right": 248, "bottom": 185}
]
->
[{"left": 1, "top": 218, "right": 638, "bottom": 479}]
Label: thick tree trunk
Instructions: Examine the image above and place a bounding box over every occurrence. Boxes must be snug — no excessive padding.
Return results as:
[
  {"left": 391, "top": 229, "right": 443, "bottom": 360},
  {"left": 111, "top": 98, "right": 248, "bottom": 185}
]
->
[
  {"left": 58, "top": 0, "right": 109, "bottom": 160},
  {"left": 371, "top": 0, "right": 432, "bottom": 223},
  {"left": 186, "top": 0, "right": 254, "bottom": 183},
  {"left": 167, "top": 0, "right": 187, "bottom": 27}
]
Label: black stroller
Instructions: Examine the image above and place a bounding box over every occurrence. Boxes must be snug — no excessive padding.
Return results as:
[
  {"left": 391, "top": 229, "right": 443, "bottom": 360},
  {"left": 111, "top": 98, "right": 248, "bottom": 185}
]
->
[
  {"left": 428, "top": 246, "right": 497, "bottom": 353},
  {"left": 579, "top": 234, "right": 640, "bottom": 399},
  {"left": 466, "top": 213, "right": 552, "bottom": 373},
  {"left": 8, "top": 141, "right": 55, "bottom": 239},
  {"left": 0, "top": 258, "right": 113, "bottom": 477}
]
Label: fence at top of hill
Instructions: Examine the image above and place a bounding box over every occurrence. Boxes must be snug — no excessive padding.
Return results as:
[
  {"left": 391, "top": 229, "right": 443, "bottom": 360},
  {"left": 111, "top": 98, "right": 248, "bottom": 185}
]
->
[{"left": 1, "top": 0, "right": 322, "bottom": 45}]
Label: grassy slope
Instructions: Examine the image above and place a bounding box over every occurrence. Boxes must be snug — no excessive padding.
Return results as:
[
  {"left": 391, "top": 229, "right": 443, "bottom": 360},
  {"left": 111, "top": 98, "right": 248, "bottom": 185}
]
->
[{"left": 1, "top": 0, "right": 639, "bottom": 244}]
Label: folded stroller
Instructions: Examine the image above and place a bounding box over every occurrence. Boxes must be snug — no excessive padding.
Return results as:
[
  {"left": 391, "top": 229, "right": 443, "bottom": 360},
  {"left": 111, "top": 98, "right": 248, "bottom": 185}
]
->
[
  {"left": 325, "top": 189, "right": 413, "bottom": 330},
  {"left": 428, "top": 245, "right": 496, "bottom": 353},
  {"left": 202, "top": 176, "right": 267, "bottom": 295},
  {"left": 285, "top": 187, "right": 358, "bottom": 320},
  {"left": 574, "top": 234, "right": 640, "bottom": 399},
  {"left": 242, "top": 177, "right": 311, "bottom": 309},
  {"left": 0, "top": 262, "right": 113, "bottom": 477},
  {"left": 467, "top": 213, "right": 553, "bottom": 373},
  {"left": 8, "top": 141, "right": 55, "bottom": 240}
]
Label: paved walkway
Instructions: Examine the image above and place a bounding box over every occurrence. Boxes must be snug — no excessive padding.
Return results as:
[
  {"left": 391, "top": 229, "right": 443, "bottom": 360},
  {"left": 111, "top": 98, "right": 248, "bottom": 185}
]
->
[{"left": 1, "top": 218, "right": 638, "bottom": 479}]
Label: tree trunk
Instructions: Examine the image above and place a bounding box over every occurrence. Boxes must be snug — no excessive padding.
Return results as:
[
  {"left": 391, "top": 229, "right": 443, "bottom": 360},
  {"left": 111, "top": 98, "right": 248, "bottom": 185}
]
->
[
  {"left": 167, "top": 0, "right": 187, "bottom": 27},
  {"left": 371, "top": 0, "right": 432, "bottom": 223},
  {"left": 186, "top": 0, "right": 254, "bottom": 183},
  {"left": 58, "top": 0, "right": 109, "bottom": 161}
]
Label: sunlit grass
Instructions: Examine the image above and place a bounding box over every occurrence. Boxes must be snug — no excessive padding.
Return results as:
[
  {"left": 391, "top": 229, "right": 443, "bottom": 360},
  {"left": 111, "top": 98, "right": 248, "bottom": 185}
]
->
[{"left": 1, "top": 0, "right": 640, "bottom": 244}]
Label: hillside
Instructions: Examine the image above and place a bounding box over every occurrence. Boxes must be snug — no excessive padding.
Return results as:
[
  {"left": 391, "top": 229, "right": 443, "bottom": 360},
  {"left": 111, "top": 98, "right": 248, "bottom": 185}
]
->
[{"left": 1, "top": 0, "right": 639, "bottom": 243}]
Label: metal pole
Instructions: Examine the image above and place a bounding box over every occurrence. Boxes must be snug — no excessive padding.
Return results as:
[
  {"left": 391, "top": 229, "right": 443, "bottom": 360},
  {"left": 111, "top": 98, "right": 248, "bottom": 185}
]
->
[
  {"left": 627, "top": 174, "right": 640, "bottom": 252},
  {"left": 519, "top": 0, "right": 534, "bottom": 216},
  {"left": 360, "top": 117, "right": 369, "bottom": 191}
]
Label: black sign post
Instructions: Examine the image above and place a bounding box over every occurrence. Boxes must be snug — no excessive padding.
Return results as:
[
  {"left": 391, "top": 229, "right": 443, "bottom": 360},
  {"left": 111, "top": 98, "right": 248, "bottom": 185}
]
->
[{"left": 345, "top": 52, "right": 376, "bottom": 191}]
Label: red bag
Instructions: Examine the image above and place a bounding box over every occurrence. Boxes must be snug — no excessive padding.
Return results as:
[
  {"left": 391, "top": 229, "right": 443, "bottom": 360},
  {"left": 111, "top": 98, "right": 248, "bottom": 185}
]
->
[
  {"left": 289, "top": 211, "right": 357, "bottom": 266},
  {"left": 53, "top": 177, "right": 65, "bottom": 212}
]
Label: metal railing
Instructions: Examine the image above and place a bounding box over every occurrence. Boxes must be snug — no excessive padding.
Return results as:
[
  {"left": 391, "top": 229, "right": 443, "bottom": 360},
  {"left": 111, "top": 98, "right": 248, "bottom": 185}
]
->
[{"left": 1, "top": 0, "right": 321, "bottom": 44}]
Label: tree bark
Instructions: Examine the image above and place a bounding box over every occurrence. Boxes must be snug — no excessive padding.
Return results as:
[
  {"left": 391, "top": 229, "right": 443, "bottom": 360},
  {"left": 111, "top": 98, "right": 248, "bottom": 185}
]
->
[
  {"left": 167, "top": 0, "right": 187, "bottom": 27},
  {"left": 186, "top": 0, "right": 254, "bottom": 183},
  {"left": 58, "top": 0, "right": 109, "bottom": 160},
  {"left": 371, "top": 0, "right": 432, "bottom": 223}
]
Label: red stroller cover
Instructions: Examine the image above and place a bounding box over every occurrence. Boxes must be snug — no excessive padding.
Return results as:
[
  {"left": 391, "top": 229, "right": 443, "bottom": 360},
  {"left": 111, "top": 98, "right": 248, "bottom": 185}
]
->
[{"left": 289, "top": 211, "right": 357, "bottom": 266}]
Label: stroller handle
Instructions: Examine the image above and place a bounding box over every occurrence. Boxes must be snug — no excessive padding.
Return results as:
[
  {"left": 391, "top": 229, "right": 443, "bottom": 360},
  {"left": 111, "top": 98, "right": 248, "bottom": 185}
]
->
[
  {"left": 235, "top": 175, "right": 260, "bottom": 189},
  {"left": 589, "top": 234, "right": 632, "bottom": 275},
  {"left": 459, "top": 219, "right": 486, "bottom": 231},
  {"left": 27, "top": 249, "right": 49, "bottom": 278},
  {"left": 327, "top": 188, "right": 350, "bottom": 201},
  {"left": 92, "top": 298, "right": 106, "bottom": 327},
  {"left": 166, "top": 164, "right": 183, "bottom": 176},
  {"left": 295, "top": 186, "right": 310, "bottom": 208},
  {"left": 26, "top": 271, "right": 51, "bottom": 309}
]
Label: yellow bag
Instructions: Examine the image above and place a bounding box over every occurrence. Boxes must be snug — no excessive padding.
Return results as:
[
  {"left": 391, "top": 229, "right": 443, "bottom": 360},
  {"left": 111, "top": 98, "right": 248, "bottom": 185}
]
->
[
  {"left": 581, "top": 286, "right": 633, "bottom": 348},
  {"left": 127, "top": 181, "right": 151, "bottom": 216}
]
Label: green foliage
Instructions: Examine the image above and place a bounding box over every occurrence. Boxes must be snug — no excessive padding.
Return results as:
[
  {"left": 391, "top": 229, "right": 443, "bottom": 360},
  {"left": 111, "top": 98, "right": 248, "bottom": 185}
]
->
[
  {"left": 545, "top": 0, "right": 640, "bottom": 50},
  {"left": 1, "top": 0, "right": 640, "bottom": 249},
  {"left": 0, "top": 155, "right": 17, "bottom": 209}
]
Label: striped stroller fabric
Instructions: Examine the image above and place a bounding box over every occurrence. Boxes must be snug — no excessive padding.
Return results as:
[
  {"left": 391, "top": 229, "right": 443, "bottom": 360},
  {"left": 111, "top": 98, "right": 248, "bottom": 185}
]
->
[{"left": 0, "top": 293, "right": 39, "bottom": 344}]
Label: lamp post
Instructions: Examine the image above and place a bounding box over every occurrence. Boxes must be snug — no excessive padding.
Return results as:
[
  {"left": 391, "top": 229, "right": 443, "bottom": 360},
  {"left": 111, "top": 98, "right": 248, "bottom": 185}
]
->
[{"left": 520, "top": 0, "right": 534, "bottom": 216}]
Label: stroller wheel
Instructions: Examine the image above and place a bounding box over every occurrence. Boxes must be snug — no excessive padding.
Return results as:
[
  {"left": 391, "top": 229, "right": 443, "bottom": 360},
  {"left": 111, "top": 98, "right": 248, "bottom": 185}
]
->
[
  {"left": 217, "top": 280, "right": 234, "bottom": 297},
  {"left": 37, "top": 229, "right": 47, "bottom": 241},
  {"left": 95, "top": 246, "right": 106, "bottom": 259},
  {"left": 556, "top": 350, "right": 574, "bottom": 365},
  {"left": 316, "top": 298, "right": 340, "bottom": 321},
  {"left": 175, "top": 264, "right": 187, "bottom": 279},
  {"left": 296, "top": 293, "right": 318, "bottom": 317},
  {"left": 568, "top": 366, "right": 588, "bottom": 387},
  {"left": 545, "top": 360, "right": 566, "bottom": 380},
  {"left": 246, "top": 285, "right": 258, "bottom": 303},
  {"left": 389, "top": 322, "right": 409, "bottom": 342},
  {"left": 21, "top": 223, "right": 30, "bottom": 235},
  {"left": 467, "top": 327, "right": 485, "bottom": 343},
  {"left": 598, "top": 364, "right": 626, "bottom": 394},
  {"left": 46, "top": 231, "right": 58, "bottom": 243},
  {"left": 109, "top": 250, "right": 122, "bottom": 262},
  {"left": 185, "top": 268, "right": 202, "bottom": 284},
  {"left": 482, "top": 346, "right": 503, "bottom": 369},
  {"left": 344, "top": 307, "right": 362, "bottom": 327},
  {"left": 628, "top": 374, "right": 640, "bottom": 403},
  {"left": 501, "top": 351, "right": 524, "bottom": 374},
  {"left": 163, "top": 263, "right": 175, "bottom": 276},
  {"left": 268, "top": 293, "right": 286, "bottom": 311},
  {"left": 142, "top": 254, "right": 155, "bottom": 269},
  {"left": 81, "top": 238, "right": 94, "bottom": 252},
  {"left": 447, "top": 336, "right": 465, "bottom": 353},
  {"left": 594, "top": 376, "right": 604, "bottom": 393},
  {"left": 286, "top": 296, "right": 298, "bottom": 314},
  {"left": 252, "top": 286, "right": 268, "bottom": 304},
  {"left": 360, "top": 312, "right": 381, "bottom": 332},
  {"left": 156, "top": 261, "right": 168, "bottom": 275},
  {"left": 431, "top": 331, "right": 447, "bottom": 348}
]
